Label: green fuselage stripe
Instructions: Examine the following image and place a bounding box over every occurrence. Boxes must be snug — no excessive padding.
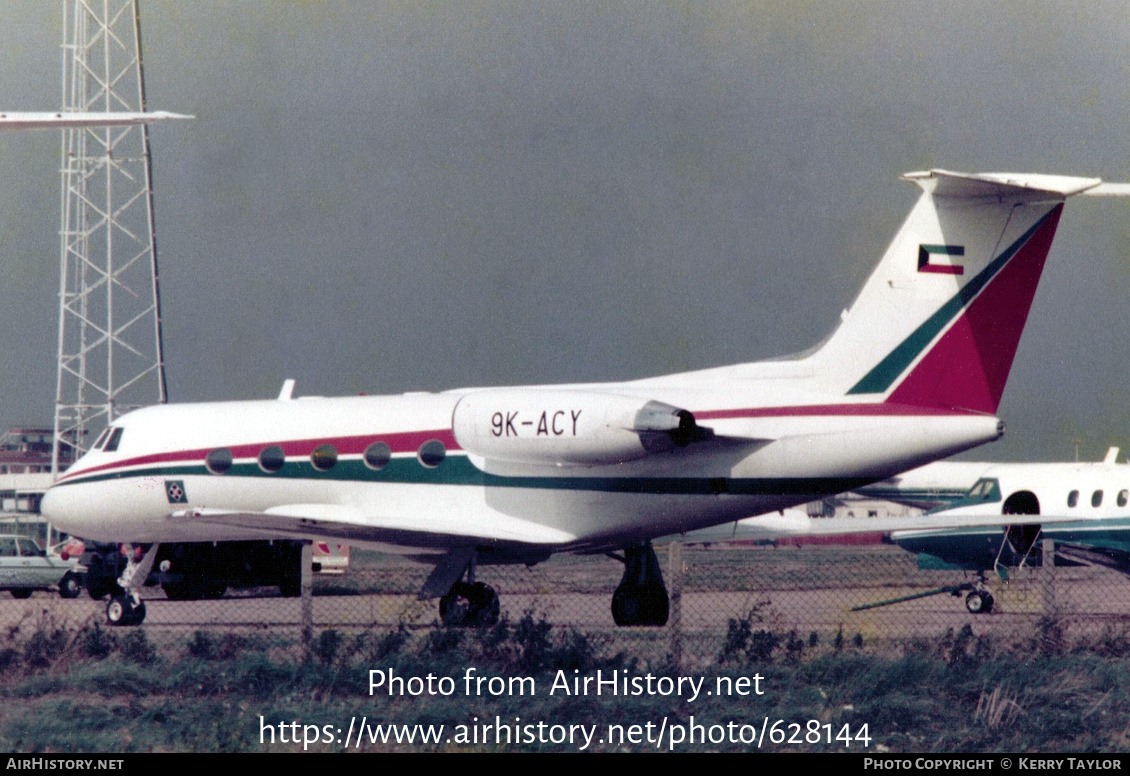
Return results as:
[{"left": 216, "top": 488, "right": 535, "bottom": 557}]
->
[{"left": 56, "top": 456, "right": 875, "bottom": 497}]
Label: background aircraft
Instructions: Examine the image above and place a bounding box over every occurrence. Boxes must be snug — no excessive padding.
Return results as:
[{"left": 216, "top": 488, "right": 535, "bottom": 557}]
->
[
  {"left": 883, "top": 448, "right": 1130, "bottom": 613},
  {"left": 42, "top": 170, "right": 1130, "bottom": 627}
]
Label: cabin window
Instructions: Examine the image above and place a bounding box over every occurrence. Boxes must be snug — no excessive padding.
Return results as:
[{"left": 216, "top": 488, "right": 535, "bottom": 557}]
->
[
  {"left": 205, "top": 448, "right": 234, "bottom": 475},
  {"left": 103, "top": 427, "right": 124, "bottom": 452},
  {"left": 1092, "top": 490, "right": 1104, "bottom": 508},
  {"left": 363, "top": 441, "right": 392, "bottom": 471},
  {"left": 417, "top": 439, "right": 446, "bottom": 468},
  {"left": 1067, "top": 490, "right": 1079, "bottom": 508},
  {"left": 258, "top": 445, "right": 285, "bottom": 473},
  {"left": 1119, "top": 490, "right": 1128, "bottom": 508},
  {"left": 311, "top": 444, "right": 338, "bottom": 471}
]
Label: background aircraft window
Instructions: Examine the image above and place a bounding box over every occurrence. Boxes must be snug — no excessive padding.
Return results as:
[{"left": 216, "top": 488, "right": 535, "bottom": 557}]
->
[
  {"left": 258, "top": 445, "right": 285, "bottom": 473},
  {"left": 418, "top": 439, "right": 445, "bottom": 468},
  {"left": 205, "top": 448, "right": 233, "bottom": 475},
  {"left": 311, "top": 444, "right": 338, "bottom": 471},
  {"left": 1092, "top": 490, "right": 1104, "bottom": 508},
  {"left": 103, "top": 427, "right": 124, "bottom": 452},
  {"left": 1068, "top": 490, "right": 1079, "bottom": 507},
  {"left": 1120, "top": 490, "right": 1129, "bottom": 507},
  {"left": 363, "top": 441, "right": 392, "bottom": 471}
]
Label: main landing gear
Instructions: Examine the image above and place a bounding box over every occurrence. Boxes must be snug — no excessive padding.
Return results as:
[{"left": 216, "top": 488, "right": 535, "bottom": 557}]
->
[
  {"left": 436, "top": 552, "right": 500, "bottom": 628},
  {"left": 610, "top": 543, "right": 669, "bottom": 627},
  {"left": 440, "top": 581, "right": 501, "bottom": 627}
]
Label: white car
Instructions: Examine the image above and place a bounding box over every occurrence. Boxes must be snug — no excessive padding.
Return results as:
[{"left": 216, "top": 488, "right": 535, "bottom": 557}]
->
[{"left": 0, "top": 535, "right": 82, "bottom": 598}]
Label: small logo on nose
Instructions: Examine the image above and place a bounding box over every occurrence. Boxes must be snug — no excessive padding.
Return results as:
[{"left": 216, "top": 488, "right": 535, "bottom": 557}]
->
[{"left": 165, "top": 480, "right": 187, "bottom": 504}]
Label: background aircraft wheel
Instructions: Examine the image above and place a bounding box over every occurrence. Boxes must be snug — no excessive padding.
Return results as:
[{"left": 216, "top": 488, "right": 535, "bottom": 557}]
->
[
  {"left": 10, "top": 589, "right": 33, "bottom": 599},
  {"left": 58, "top": 572, "right": 83, "bottom": 599},
  {"left": 107, "top": 594, "right": 145, "bottom": 626},
  {"left": 965, "top": 590, "right": 993, "bottom": 614}
]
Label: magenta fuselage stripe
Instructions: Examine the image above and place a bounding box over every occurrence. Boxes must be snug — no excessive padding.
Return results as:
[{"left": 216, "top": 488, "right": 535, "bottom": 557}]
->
[
  {"left": 694, "top": 403, "right": 980, "bottom": 420},
  {"left": 55, "top": 428, "right": 460, "bottom": 484}
]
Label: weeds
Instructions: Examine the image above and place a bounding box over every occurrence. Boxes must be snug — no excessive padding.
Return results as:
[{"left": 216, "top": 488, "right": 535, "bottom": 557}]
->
[
  {"left": 119, "top": 630, "right": 156, "bottom": 665},
  {"left": 974, "top": 684, "right": 1023, "bottom": 728}
]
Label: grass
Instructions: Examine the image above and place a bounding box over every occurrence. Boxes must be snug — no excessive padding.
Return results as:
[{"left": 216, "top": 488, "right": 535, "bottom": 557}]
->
[{"left": 3, "top": 610, "right": 1130, "bottom": 752}]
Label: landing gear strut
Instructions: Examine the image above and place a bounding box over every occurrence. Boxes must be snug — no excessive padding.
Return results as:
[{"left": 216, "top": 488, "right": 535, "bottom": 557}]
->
[{"left": 611, "top": 543, "right": 669, "bottom": 627}]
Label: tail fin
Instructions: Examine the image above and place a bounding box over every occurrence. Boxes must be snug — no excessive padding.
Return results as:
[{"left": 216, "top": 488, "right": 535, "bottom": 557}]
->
[{"left": 812, "top": 170, "right": 1127, "bottom": 414}]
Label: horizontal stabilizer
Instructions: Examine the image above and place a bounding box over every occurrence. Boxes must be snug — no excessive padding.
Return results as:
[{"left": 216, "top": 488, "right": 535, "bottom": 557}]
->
[{"left": 903, "top": 169, "right": 1127, "bottom": 199}]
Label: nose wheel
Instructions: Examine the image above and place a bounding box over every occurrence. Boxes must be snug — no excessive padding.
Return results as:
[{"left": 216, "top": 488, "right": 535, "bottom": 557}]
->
[
  {"left": 107, "top": 592, "right": 147, "bottom": 626},
  {"left": 104, "top": 543, "right": 159, "bottom": 627}
]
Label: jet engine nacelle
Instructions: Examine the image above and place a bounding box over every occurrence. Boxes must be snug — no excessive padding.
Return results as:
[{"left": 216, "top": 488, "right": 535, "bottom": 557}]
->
[{"left": 452, "top": 390, "right": 698, "bottom": 467}]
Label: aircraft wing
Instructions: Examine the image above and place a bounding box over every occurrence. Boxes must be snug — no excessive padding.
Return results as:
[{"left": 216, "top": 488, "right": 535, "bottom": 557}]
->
[
  {"left": 678, "top": 510, "right": 1089, "bottom": 544},
  {"left": 172, "top": 504, "right": 576, "bottom": 551}
]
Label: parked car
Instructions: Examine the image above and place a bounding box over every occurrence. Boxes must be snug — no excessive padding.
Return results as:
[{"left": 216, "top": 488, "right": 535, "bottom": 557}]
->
[{"left": 0, "top": 534, "right": 82, "bottom": 598}]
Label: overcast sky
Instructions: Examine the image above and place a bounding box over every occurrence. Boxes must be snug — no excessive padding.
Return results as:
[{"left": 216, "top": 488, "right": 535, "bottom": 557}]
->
[{"left": 0, "top": 1, "right": 1128, "bottom": 463}]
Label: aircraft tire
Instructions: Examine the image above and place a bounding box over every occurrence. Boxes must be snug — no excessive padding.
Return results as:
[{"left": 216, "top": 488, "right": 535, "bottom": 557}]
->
[
  {"left": 439, "top": 583, "right": 473, "bottom": 627},
  {"left": 612, "top": 585, "right": 669, "bottom": 627},
  {"left": 58, "top": 572, "right": 83, "bottom": 599},
  {"left": 469, "top": 582, "right": 500, "bottom": 627},
  {"left": 439, "top": 582, "right": 500, "bottom": 627},
  {"left": 965, "top": 590, "right": 993, "bottom": 614},
  {"left": 107, "top": 594, "right": 146, "bottom": 626},
  {"left": 10, "top": 589, "right": 33, "bottom": 599}
]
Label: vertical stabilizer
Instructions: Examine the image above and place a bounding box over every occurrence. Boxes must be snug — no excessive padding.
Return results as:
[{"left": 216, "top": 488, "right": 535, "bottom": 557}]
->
[{"left": 811, "top": 170, "right": 1119, "bottom": 414}]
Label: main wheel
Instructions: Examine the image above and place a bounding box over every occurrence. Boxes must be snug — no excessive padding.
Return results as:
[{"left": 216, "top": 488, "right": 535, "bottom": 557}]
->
[
  {"left": 611, "top": 587, "right": 641, "bottom": 626},
  {"left": 965, "top": 590, "right": 994, "bottom": 614},
  {"left": 439, "top": 583, "right": 473, "bottom": 627},
  {"left": 10, "top": 589, "right": 32, "bottom": 599},
  {"left": 612, "top": 585, "right": 669, "bottom": 626},
  {"left": 58, "top": 572, "right": 82, "bottom": 599},
  {"left": 468, "top": 582, "right": 500, "bottom": 627}
]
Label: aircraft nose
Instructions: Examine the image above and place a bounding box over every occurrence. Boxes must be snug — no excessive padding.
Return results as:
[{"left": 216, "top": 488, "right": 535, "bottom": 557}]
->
[{"left": 40, "top": 485, "right": 82, "bottom": 535}]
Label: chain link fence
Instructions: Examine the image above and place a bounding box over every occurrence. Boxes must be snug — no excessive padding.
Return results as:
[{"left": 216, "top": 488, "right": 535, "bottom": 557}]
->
[{"left": 5, "top": 538, "right": 1129, "bottom": 666}]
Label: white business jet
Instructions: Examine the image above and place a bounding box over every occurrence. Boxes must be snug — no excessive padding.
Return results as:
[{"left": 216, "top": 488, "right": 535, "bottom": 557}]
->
[{"left": 41, "top": 170, "right": 1130, "bottom": 627}]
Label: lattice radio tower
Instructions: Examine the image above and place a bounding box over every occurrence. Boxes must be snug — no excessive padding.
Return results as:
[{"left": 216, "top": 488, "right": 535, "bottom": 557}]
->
[{"left": 52, "top": 0, "right": 168, "bottom": 474}]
